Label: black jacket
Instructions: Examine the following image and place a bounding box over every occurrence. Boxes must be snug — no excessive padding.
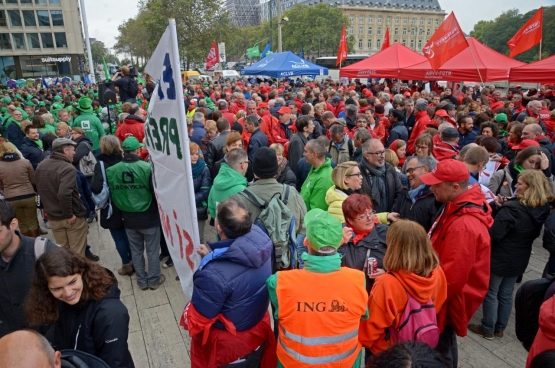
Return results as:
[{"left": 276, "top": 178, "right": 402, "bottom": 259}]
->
[
  {"left": 537, "top": 137, "right": 555, "bottom": 176},
  {"left": 247, "top": 129, "right": 269, "bottom": 162},
  {"left": 391, "top": 185, "right": 441, "bottom": 232},
  {"left": 490, "top": 199, "right": 550, "bottom": 277},
  {"left": 72, "top": 135, "right": 93, "bottom": 171},
  {"left": 386, "top": 121, "right": 408, "bottom": 147},
  {"left": 276, "top": 159, "right": 297, "bottom": 187},
  {"left": 91, "top": 153, "right": 124, "bottom": 229},
  {"left": 193, "top": 166, "right": 212, "bottom": 220},
  {"left": 359, "top": 161, "right": 401, "bottom": 213},
  {"left": 205, "top": 131, "right": 230, "bottom": 170},
  {"left": 52, "top": 281, "right": 134, "bottom": 368},
  {"left": 288, "top": 132, "right": 309, "bottom": 173},
  {"left": 352, "top": 147, "right": 363, "bottom": 163},
  {"left": 20, "top": 137, "right": 42, "bottom": 170},
  {"left": 543, "top": 210, "right": 555, "bottom": 253}
]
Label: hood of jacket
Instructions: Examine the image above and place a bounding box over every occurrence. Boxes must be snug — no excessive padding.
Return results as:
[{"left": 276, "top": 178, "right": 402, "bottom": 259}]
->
[
  {"left": 391, "top": 268, "right": 446, "bottom": 304},
  {"left": 521, "top": 200, "right": 551, "bottom": 226},
  {"left": 539, "top": 295, "right": 555, "bottom": 341},
  {"left": 213, "top": 162, "right": 247, "bottom": 191},
  {"left": 123, "top": 114, "right": 144, "bottom": 125},
  {"left": 443, "top": 184, "right": 494, "bottom": 229},
  {"left": 216, "top": 226, "right": 272, "bottom": 268},
  {"left": 97, "top": 152, "right": 123, "bottom": 167},
  {"left": 74, "top": 135, "right": 92, "bottom": 146},
  {"left": 326, "top": 186, "right": 348, "bottom": 206}
]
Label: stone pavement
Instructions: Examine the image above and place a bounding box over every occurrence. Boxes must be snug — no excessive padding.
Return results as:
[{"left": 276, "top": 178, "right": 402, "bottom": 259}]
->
[{"left": 74, "top": 219, "right": 542, "bottom": 368}]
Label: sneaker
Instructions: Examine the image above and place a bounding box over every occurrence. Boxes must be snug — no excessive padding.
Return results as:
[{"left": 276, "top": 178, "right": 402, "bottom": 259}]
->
[
  {"left": 159, "top": 254, "right": 169, "bottom": 262},
  {"left": 163, "top": 259, "right": 174, "bottom": 268},
  {"left": 118, "top": 263, "right": 135, "bottom": 276},
  {"left": 138, "top": 283, "right": 149, "bottom": 291},
  {"left": 150, "top": 274, "right": 166, "bottom": 290},
  {"left": 468, "top": 324, "right": 494, "bottom": 340},
  {"left": 494, "top": 331, "right": 504, "bottom": 339}
]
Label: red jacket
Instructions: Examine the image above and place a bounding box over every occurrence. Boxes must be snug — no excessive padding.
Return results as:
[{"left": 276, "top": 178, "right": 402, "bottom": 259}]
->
[
  {"left": 229, "top": 102, "right": 246, "bottom": 114},
  {"left": 526, "top": 294, "right": 555, "bottom": 368},
  {"left": 428, "top": 184, "right": 493, "bottom": 336},
  {"left": 490, "top": 101, "right": 504, "bottom": 112},
  {"left": 432, "top": 141, "right": 460, "bottom": 162},
  {"left": 348, "top": 126, "right": 378, "bottom": 140},
  {"left": 408, "top": 110, "right": 432, "bottom": 154},
  {"left": 260, "top": 111, "right": 278, "bottom": 145},
  {"left": 331, "top": 101, "right": 345, "bottom": 118},
  {"left": 116, "top": 115, "right": 145, "bottom": 143},
  {"left": 182, "top": 303, "right": 276, "bottom": 368},
  {"left": 374, "top": 114, "right": 390, "bottom": 145},
  {"left": 294, "top": 98, "right": 304, "bottom": 111},
  {"left": 220, "top": 109, "right": 236, "bottom": 126}
]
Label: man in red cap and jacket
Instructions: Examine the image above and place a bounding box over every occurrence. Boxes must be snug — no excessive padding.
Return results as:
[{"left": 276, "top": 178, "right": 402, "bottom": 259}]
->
[{"left": 420, "top": 159, "right": 493, "bottom": 368}]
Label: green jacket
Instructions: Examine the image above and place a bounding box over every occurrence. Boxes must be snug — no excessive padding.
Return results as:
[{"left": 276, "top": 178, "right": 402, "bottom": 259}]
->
[
  {"left": 72, "top": 112, "right": 105, "bottom": 150},
  {"left": 106, "top": 157, "right": 152, "bottom": 213},
  {"left": 39, "top": 123, "right": 56, "bottom": 136},
  {"left": 208, "top": 163, "right": 247, "bottom": 218},
  {"left": 267, "top": 253, "right": 368, "bottom": 368},
  {"left": 300, "top": 158, "right": 334, "bottom": 211}
]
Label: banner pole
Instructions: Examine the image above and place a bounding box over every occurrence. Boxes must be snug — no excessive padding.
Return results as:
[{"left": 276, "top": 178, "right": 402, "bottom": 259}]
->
[{"left": 468, "top": 45, "right": 485, "bottom": 87}]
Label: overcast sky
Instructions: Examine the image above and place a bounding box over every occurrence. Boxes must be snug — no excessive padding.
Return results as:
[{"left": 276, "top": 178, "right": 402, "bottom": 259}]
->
[{"left": 84, "top": 0, "right": 554, "bottom": 50}]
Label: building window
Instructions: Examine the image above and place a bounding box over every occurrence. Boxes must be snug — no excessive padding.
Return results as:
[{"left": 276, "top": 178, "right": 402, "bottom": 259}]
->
[
  {"left": 394, "top": 28, "right": 398, "bottom": 35},
  {"left": 20, "top": 0, "right": 33, "bottom": 4},
  {"left": 394, "top": 39, "right": 398, "bottom": 43},
  {"left": 377, "top": 26, "right": 381, "bottom": 35},
  {"left": 410, "top": 40, "right": 414, "bottom": 49},
  {"left": 418, "top": 40, "right": 422, "bottom": 49},
  {"left": 0, "top": 11, "right": 6, "bottom": 27},
  {"left": 412, "top": 18, "right": 416, "bottom": 25},
  {"left": 0, "top": 34, "right": 11, "bottom": 50},
  {"left": 402, "top": 28, "right": 407, "bottom": 35},
  {"left": 12, "top": 33, "right": 26, "bottom": 49},
  {"left": 377, "top": 39, "right": 381, "bottom": 49},
  {"left": 386, "top": 16, "right": 391, "bottom": 24},
  {"left": 435, "top": 19, "right": 439, "bottom": 26},
  {"left": 41, "top": 32, "right": 53, "bottom": 48},
  {"left": 403, "top": 18, "right": 407, "bottom": 24},
  {"left": 348, "top": 26, "right": 353, "bottom": 35},
  {"left": 427, "top": 29, "right": 431, "bottom": 36},
  {"left": 37, "top": 11, "right": 50, "bottom": 27},
  {"left": 368, "top": 26, "right": 372, "bottom": 35},
  {"left": 22, "top": 10, "right": 36, "bottom": 27},
  {"left": 0, "top": 56, "right": 16, "bottom": 84},
  {"left": 54, "top": 32, "right": 66, "bottom": 47},
  {"left": 358, "top": 39, "right": 362, "bottom": 48},
  {"left": 419, "top": 29, "right": 424, "bottom": 36},
  {"left": 377, "top": 16, "right": 382, "bottom": 24},
  {"left": 349, "top": 15, "right": 354, "bottom": 22},
  {"left": 419, "top": 18, "right": 424, "bottom": 25},
  {"left": 50, "top": 10, "right": 63, "bottom": 26},
  {"left": 395, "top": 17, "right": 399, "bottom": 24},
  {"left": 358, "top": 27, "right": 363, "bottom": 35},
  {"left": 427, "top": 18, "right": 431, "bottom": 25},
  {"left": 26, "top": 32, "right": 40, "bottom": 48},
  {"left": 6, "top": 0, "right": 18, "bottom": 3},
  {"left": 49, "top": 0, "right": 61, "bottom": 4},
  {"left": 368, "top": 39, "right": 372, "bottom": 49},
  {"left": 402, "top": 40, "right": 406, "bottom": 46},
  {"left": 359, "top": 15, "right": 363, "bottom": 23},
  {"left": 411, "top": 28, "right": 415, "bottom": 36},
  {"left": 8, "top": 11, "right": 22, "bottom": 27},
  {"left": 34, "top": 0, "right": 47, "bottom": 4},
  {"left": 368, "top": 15, "right": 373, "bottom": 23}
]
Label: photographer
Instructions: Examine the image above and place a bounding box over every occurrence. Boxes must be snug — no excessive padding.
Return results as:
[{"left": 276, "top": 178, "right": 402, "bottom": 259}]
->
[{"left": 111, "top": 66, "right": 138, "bottom": 103}]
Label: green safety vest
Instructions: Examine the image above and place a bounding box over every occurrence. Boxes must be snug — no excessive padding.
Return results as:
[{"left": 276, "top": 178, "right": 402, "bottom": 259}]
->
[{"left": 106, "top": 160, "right": 152, "bottom": 213}]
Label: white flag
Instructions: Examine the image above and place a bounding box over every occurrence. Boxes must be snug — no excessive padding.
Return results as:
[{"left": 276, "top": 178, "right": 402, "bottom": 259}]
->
[{"left": 144, "top": 20, "right": 200, "bottom": 298}]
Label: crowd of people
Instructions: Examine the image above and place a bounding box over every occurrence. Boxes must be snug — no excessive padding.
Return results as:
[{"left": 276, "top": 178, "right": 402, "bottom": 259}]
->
[{"left": 1, "top": 72, "right": 555, "bottom": 368}]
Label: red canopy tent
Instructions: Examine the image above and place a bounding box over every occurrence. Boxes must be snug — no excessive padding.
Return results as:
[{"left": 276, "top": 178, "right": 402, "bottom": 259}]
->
[
  {"left": 339, "top": 43, "right": 427, "bottom": 79},
  {"left": 509, "top": 55, "right": 555, "bottom": 83},
  {"left": 398, "top": 38, "right": 526, "bottom": 82}
]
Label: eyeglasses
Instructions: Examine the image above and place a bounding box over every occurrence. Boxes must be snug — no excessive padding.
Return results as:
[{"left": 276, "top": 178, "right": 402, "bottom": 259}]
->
[
  {"left": 415, "top": 145, "right": 428, "bottom": 151},
  {"left": 347, "top": 172, "right": 362, "bottom": 177},
  {"left": 355, "top": 210, "right": 376, "bottom": 222},
  {"left": 406, "top": 166, "right": 425, "bottom": 174},
  {"left": 356, "top": 120, "right": 367, "bottom": 123},
  {"left": 366, "top": 151, "right": 386, "bottom": 156}
]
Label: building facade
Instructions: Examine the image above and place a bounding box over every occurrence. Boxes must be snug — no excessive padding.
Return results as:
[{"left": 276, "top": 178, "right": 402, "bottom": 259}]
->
[
  {"left": 225, "top": 0, "right": 260, "bottom": 28},
  {"left": 0, "top": 0, "right": 85, "bottom": 83}
]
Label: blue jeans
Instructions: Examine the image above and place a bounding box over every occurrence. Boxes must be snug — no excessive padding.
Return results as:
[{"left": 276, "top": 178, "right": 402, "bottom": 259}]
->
[
  {"left": 481, "top": 272, "right": 519, "bottom": 334},
  {"left": 296, "top": 233, "right": 306, "bottom": 269},
  {"left": 126, "top": 227, "right": 161, "bottom": 288},
  {"left": 109, "top": 227, "right": 132, "bottom": 265}
]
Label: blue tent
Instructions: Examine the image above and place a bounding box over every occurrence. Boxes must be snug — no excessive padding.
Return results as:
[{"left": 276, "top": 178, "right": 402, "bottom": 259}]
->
[{"left": 240, "top": 51, "right": 328, "bottom": 78}]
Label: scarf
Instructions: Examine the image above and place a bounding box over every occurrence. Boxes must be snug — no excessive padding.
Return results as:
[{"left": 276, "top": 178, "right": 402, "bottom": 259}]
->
[
  {"left": 345, "top": 217, "right": 377, "bottom": 245},
  {"left": 33, "top": 139, "right": 43, "bottom": 149},
  {"left": 276, "top": 158, "right": 288, "bottom": 180},
  {"left": 192, "top": 157, "right": 206, "bottom": 178},
  {"left": 360, "top": 159, "right": 387, "bottom": 210},
  {"left": 409, "top": 184, "right": 426, "bottom": 204}
]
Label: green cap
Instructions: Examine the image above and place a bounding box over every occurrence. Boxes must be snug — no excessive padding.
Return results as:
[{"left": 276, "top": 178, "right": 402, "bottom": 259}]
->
[
  {"left": 38, "top": 101, "right": 46, "bottom": 107},
  {"left": 2, "top": 97, "right": 11, "bottom": 104},
  {"left": 27, "top": 95, "right": 33, "bottom": 100},
  {"left": 87, "top": 89, "right": 94, "bottom": 95},
  {"left": 15, "top": 93, "right": 22, "bottom": 100},
  {"left": 305, "top": 209, "right": 343, "bottom": 253},
  {"left": 25, "top": 101, "right": 36, "bottom": 107},
  {"left": 122, "top": 136, "right": 144, "bottom": 151},
  {"left": 494, "top": 113, "right": 508, "bottom": 124},
  {"left": 53, "top": 95, "right": 62, "bottom": 102},
  {"left": 0, "top": 107, "right": 6, "bottom": 114}
]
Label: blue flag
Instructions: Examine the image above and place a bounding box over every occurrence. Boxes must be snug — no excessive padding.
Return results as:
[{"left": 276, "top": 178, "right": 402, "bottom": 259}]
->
[
  {"left": 300, "top": 48, "right": 304, "bottom": 59},
  {"left": 261, "top": 43, "right": 271, "bottom": 58},
  {"left": 41, "top": 76, "right": 49, "bottom": 88},
  {"left": 84, "top": 75, "right": 91, "bottom": 85}
]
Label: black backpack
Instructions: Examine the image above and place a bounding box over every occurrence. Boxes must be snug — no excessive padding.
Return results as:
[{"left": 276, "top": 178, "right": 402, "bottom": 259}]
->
[
  {"left": 514, "top": 275, "right": 555, "bottom": 351},
  {"left": 60, "top": 350, "right": 109, "bottom": 368},
  {"left": 127, "top": 78, "right": 138, "bottom": 98}
]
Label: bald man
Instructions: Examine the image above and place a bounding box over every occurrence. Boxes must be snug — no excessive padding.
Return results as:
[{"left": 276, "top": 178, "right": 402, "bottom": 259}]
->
[{"left": 0, "top": 330, "right": 61, "bottom": 368}]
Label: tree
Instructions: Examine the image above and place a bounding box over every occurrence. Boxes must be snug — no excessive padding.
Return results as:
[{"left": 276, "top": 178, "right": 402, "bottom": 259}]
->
[{"left": 90, "top": 41, "right": 107, "bottom": 66}]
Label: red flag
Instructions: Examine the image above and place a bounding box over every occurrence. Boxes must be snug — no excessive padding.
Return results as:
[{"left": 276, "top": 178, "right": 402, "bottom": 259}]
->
[
  {"left": 381, "top": 28, "right": 390, "bottom": 51},
  {"left": 336, "top": 25, "right": 347, "bottom": 66},
  {"left": 507, "top": 7, "right": 543, "bottom": 58},
  {"left": 205, "top": 41, "right": 219, "bottom": 70},
  {"left": 422, "top": 12, "right": 469, "bottom": 70}
]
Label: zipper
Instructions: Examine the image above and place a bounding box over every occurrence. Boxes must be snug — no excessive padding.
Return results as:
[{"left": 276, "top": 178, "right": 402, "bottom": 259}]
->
[{"left": 74, "top": 324, "right": 81, "bottom": 350}]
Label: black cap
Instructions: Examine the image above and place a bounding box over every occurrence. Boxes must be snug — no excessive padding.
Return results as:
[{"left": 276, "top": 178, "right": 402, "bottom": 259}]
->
[
  {"left": 442, "top": 127, "right": 459, "bottom": 139},
  {"left": 252, "top": 147, "right": 279, "bottom": 179}
]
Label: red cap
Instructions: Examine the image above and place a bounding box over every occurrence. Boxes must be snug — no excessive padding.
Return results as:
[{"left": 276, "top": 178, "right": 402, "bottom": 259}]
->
[
  {"left": 257, "top": 102, "right": 268, "bottom": 109},
  {"left": 420, "top": 159, "right": 470, "bottom": 185},
  {"left": 434, "top": 109, "right": 449, "bottom": 118},
  {"left": 403, "top": 92, "right": 411, "bottom": 97},
  {"left": 277, "top": 106, "right": 291, "bottom": 115},
  {"left": 512, "top": 139, "right": 540, "bottom": 150}
]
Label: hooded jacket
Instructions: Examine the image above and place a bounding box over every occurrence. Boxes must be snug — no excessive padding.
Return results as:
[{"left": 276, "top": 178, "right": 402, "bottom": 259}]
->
[
  {"left": 359, "top": 268, "right": 448, "bottom": 354},
  {"left": 432, "top": 141, "right": 460, "bottom": 162},
  {"left": 208, "top": 163, "right": 248, "bottom": 218},
  {"left": 20, "top": 137, "right": 42, "bottom": 170},
  {"left": 191, "top": 225, "right": 272, "bottom": 331},
  {"left": 72, "top": 113, "right": 105, "bottom": 151},
  {"left": 526, "top": 294, "right": 555, "bottom": 368},
  {"left": 300, "top": 158, "right": 334, "bottom": 211},
  {"left": 72, "top": 135, "right": 93, "bottom": 171},
  {"left": 428, "top": 184, "right": 493, "bottom": 336},
  {"left": 407, "top": 110, "right": 431, "bottom": 154},
  {"left": 489, "top": 198, "right": 550, "bottom": 277},
  {"left": 116, "top": 114, "right": 145, "bottom": 143},
  {"left": 52, "top": 281, "right": 134, "bottom": 368}
]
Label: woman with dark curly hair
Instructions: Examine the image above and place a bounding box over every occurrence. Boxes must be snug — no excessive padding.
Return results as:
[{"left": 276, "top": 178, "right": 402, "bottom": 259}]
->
[{"left": 25, "top": 247, "right": 134, "bottom": 368}]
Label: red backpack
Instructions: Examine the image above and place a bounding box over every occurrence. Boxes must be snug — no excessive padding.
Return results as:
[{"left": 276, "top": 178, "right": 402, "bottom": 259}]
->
[{"left": 388, "top": 272, "right": 440, "bottom": 348}]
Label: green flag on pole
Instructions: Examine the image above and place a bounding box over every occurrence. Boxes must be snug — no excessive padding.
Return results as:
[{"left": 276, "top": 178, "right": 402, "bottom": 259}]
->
[
  {"left": 247, "top": 46, "right": 260, "bottom": 58},
  {"left": 102, "top": 57, "right": 110, "bottom": 80}
]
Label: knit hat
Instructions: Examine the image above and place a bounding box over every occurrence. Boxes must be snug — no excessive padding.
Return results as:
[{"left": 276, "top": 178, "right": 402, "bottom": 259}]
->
[
  {"left": 305, "top": 209, "right": 343, "bottom": 254},
  {"left": 415, "top": 99, "right": 428, "bottom": 111},
  {"left": 494, "top": 113, "right": 508, "bottom": 124},
  {"left": 252, "top": 147, "right": 279, "bottom": 179}
]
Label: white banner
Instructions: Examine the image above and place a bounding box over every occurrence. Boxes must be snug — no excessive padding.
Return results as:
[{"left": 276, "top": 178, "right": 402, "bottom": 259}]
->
[
  {"left": 144, "top": 20, "right": 200, "bottom": 298},
  {"left": 218, "top": 42, "right": 227, "bottom": 63}
]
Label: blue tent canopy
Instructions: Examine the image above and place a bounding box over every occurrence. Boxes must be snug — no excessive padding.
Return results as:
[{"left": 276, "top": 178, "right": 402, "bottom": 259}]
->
[{"left": 240, "top": 51, "right": 328, "bottom": 78}]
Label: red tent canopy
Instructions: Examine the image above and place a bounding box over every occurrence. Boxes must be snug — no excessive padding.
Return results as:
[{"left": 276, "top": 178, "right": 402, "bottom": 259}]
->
[
  {"left": 398, "top": 38, "right": 526, "bottom": 82},
  {"left": 339, "top": 43, "right": 427, "bottom": 79},
  {"left": 509, "top": 55, "right": 555, "bottom": 83}
]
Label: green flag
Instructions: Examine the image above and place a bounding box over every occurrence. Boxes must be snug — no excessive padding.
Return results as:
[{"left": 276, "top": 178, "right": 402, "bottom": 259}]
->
[
  {"left": 137, "top": 75, "right": 145, "bottom": 85},
  {"left": 247, "top": 46, "right": 260, "bottom": 58},
  {"left": 102, "top": 57, "right": 110, "bottom": 80}
]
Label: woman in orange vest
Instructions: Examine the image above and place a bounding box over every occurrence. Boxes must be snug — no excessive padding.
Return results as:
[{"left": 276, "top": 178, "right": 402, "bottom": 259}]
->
[
  {"left": 359, "top": 220, "right": 447, "bottom": 355},
  {"left": 267, "top": 208, "right": 368, "bottom": 367}
]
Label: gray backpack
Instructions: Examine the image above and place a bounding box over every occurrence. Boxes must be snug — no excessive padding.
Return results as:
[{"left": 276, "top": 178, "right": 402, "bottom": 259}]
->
[{"left": 79, "top": 142, "right": 97, "bottom": 177}]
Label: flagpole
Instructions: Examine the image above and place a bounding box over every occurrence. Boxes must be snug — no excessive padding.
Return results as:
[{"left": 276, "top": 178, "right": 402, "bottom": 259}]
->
[{"left": 468, "top": 44, "right": 485, "bottom": 87}]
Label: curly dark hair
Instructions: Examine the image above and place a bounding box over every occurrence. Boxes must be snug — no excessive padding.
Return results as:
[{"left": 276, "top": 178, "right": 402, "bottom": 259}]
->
[{"left": 25, "top": 247, "right": 115, "bottom": 326}]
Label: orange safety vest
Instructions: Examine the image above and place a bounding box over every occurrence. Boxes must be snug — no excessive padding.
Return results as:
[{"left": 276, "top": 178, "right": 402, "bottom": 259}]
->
[{"left": 275, "top": 267, "right": 368, "bottom": 367}]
